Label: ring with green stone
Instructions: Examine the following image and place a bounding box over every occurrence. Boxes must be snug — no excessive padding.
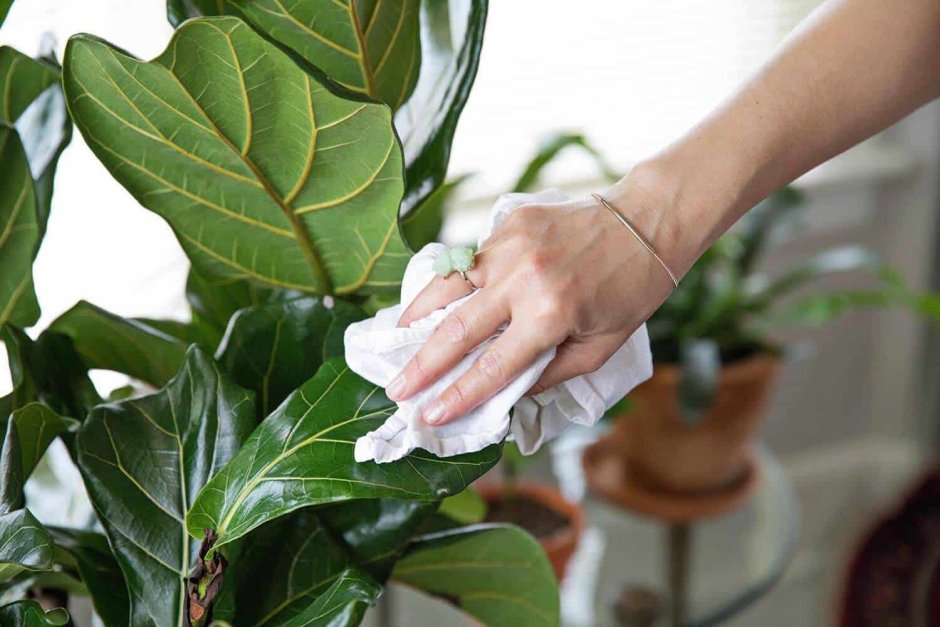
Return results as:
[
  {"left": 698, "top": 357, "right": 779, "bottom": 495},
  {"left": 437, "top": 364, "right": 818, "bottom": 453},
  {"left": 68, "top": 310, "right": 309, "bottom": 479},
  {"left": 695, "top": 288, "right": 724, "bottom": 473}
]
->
[{"left": 433, "top": 246, "right": 478, "bottom": 289}]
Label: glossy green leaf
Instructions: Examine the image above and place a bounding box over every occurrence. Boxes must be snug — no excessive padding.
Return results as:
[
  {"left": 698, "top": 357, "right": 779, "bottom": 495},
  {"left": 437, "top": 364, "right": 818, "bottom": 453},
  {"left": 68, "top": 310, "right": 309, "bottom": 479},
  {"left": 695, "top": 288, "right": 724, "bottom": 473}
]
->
[
  {"left": 511, "top": 132, "right": 619, "bottom": 194},
  {"left": 76, "top": 347, "right": 256, "bottom": 627},
  {"left": 216, "top": 499, "right": 432, "bottom": 625},
  {"left": 0, "top": 47, "right": 58, "bottom": 127},
  {"left": 225, "top": 0, "right": 421, "bottom": 111},
  {"left": 50, "top": 300, "right": 188, "bottom": 387},
  {"left": 0, "top": 600, "right": 69, "bottom": 626},
  {"left": 281, "top": 567, "right": 381, "bottom": 627},
  {"left": 215, "top": 295, "right": 364, "bottom": 416},
  {"left": 6, "top": 402, "right": 70, "bottom": 477},
  {"left": 0, "top": 126, "right": 40, "bottom": 328},
  {"left": 401, "top": 174, "right": 467, "bottom": 250},
  {"left": 64, "top": 17, "right": 411, "bottom": 296},
  {"left": 48, "top": 527, "right": 129, "bottom": 627},
  {"left": 393, "top": 525, "right": 560, "bottom": 627},
  {"left": 187, "top": 358, "right": 500, "bottom": 549},
  {"left": 397, "top": 0, "right": 486, "bottom": 214}
]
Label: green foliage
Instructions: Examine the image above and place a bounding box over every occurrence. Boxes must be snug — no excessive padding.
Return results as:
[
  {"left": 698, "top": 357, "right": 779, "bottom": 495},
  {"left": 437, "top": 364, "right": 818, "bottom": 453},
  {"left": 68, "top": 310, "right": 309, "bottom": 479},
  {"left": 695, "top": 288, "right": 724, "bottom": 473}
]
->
[
  {"left": 0, "top": 3, "right": 560, "bottom": 624},
  {"left": 0, "top": 600, "right": 69, "bottom": 626},
  {"left": 214, "top": 295, "right": 365, "bottom": 416},
  {"left": 186, "top": 358, "right": 499, "bottom": 549},
  {"left": 512, "top": 131, "right": 619, "bottom": 193},
  {"left": 76, "top": 347, "right": 256, "bottom": 626},
  {"left": 393, "top": 525, "right": 560, "bottom": 626},
  {"left": 0, "top": 46, "right": 72, "bottom": 328},
  {"left": 64, "top": 17, "right": 410, "bottom": 296},
  {"left": 50, "top": 301, "right": 189, "bottom": 388}
]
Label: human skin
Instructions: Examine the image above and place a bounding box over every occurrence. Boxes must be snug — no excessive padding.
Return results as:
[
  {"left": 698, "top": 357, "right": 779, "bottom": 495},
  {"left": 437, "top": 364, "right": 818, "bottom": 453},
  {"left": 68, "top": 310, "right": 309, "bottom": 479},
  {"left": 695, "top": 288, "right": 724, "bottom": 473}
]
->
[{"left": 388, "top": 0, "right": 940, "bottom": 427}]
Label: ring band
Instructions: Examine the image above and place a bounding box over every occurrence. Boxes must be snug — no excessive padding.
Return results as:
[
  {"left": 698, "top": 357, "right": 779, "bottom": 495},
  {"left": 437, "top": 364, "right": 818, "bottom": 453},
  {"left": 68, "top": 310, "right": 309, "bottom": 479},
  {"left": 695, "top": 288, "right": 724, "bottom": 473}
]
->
[{"left": 460, "top": 270, "right": 478, "bottom": 291}]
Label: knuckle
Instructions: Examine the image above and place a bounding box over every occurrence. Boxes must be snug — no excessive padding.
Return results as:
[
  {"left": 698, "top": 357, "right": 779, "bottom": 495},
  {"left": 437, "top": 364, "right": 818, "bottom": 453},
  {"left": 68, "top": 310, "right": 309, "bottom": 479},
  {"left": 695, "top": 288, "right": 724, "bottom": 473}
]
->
[
  {"left": 443, "top": 383, "right": 466, "bottom": 408},
  {"left": 439, "top": 313, "right": 469, "bottom": 343},
  {"left": 477, "top": 349, "right": 505, "bottom": 382}
]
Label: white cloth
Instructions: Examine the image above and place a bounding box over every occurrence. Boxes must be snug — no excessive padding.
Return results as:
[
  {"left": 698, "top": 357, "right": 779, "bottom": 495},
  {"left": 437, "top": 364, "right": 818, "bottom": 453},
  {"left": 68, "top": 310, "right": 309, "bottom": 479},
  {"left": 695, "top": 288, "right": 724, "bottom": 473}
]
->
[{"left": 345, "top": 189, "right": 653, "bottom": 463}]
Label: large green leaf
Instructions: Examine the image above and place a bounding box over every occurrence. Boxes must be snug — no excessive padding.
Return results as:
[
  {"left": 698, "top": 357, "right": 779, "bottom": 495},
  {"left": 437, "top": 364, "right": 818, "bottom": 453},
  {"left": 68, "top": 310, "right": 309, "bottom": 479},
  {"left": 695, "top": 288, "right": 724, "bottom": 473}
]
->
[
  {"left": 48, "top": 527, "right": 129, "bottom": 627},
  {"left": 173, "top": 0, "right": 488, "bottom": 217},
  {"left": 230, "top": 0, "right": 420, "bottom": 111},
  {"left": 217, "top": 499, "right": 433, "bottom": 625},
  {"left": 187, "top": 357, "right": 500, "bottom": 549},
  {"left": 396, "top": 0, "right": 487, "bottom": 214},
  {"left": 76, "top": 347, "right": 255, "bottom": 627},
  {"left": 64, "top": 17, "right": 411, "bottom": 296},
  {"left": 393, "top": 525, "right": 560, "bottom": 627},
  {"left": 280, "top": 567, "right": 381, "bottom": 627},
  {"left": 0, "top": 600, "right": 69, "bottom": 626},
  {"left": 50, "top": 300, "right": 188, "bottom": 387},
  {"left": 0, "top": 127, "right": 40, "bottom": 328},
  {"left": 215, "top": 295, "right": 364, "bottom": 416}
]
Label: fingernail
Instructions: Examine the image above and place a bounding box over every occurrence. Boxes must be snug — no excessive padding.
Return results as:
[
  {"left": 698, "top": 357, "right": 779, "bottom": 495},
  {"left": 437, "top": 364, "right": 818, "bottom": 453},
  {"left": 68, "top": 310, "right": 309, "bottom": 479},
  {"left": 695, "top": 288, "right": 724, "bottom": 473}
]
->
[
  {"left": 386, "top": 374, "right": 407, "bottom": 400},
  {"left": 424, "top": 402, "right": 446, "bottom": 425}
]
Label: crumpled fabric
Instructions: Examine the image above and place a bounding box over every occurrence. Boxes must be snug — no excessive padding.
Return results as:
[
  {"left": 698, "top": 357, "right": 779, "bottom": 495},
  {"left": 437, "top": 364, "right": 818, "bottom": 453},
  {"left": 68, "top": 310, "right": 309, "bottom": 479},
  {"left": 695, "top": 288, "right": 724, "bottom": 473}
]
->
[{"left": 345, "top": 189, "right": 653, "bottom": 463}]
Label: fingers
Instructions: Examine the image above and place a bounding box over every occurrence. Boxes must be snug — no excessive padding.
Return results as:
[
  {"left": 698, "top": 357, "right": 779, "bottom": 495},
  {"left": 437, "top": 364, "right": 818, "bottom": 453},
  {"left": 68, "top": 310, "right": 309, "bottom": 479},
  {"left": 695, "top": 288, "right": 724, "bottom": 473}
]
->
[
  {"left": 398, "top": 260, "right": 485, "bottom": 328},
  {"left": 387, "top": 292, "right": 509, "bottom": 401},
  {"left": 422, "top": 322, "right": 561, "bottom": 426},
  {"left": 529, "top": 334, "right": 624, "bottom": 394}
]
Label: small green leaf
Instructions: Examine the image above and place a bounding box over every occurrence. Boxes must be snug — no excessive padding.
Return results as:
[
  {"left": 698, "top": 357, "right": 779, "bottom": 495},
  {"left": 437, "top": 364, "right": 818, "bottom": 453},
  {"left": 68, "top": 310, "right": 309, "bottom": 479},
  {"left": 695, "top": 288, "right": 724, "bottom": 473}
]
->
[
  {"left": 393, "top": 524, "right": 560, "bottom": 627},
  {"left": 215, "top": 295, "right": 365, "bottom": 416},
  {"left": 0, "top": 600, "right": 69, "bottom": 626},
  {"left": 438, "top": 488, "right": 486, "bottom": 524},
  {"left": 50, "top": 301, "right": 189, "bottom": 387},
  {"left": 281, "top": 567, "right": 381, "bottom": 627},
  {"left": 187, "top": 358, "right": 500, "bottom": 550},
  {"left": 76, "top": 347, "right": 256, "bottom": 627}
]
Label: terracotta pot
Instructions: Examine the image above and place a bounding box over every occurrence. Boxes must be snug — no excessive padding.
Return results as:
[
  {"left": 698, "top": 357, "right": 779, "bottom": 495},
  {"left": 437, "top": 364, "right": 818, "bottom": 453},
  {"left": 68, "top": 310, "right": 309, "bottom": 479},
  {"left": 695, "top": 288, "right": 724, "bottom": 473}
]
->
[
  {"left": 478, "top": 482, "right": 585, "bottom": 581},
  {"left": 616, "top": 353, "right": 780, "bottom": 494}
]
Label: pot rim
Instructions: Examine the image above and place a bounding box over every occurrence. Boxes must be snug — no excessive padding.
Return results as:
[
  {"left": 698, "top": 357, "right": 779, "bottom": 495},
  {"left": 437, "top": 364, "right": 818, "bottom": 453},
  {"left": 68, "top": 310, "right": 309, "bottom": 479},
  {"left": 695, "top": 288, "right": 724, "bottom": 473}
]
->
[{"left": 476, "top": 481, "right": 585, "bottom": 551}]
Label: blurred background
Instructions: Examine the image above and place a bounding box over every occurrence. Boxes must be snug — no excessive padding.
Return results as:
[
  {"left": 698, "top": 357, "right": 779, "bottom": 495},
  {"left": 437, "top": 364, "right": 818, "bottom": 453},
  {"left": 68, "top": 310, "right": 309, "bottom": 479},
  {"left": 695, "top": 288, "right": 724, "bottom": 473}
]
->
[{"left": 3, "top": 1, "right": 939, "bottom": 625}]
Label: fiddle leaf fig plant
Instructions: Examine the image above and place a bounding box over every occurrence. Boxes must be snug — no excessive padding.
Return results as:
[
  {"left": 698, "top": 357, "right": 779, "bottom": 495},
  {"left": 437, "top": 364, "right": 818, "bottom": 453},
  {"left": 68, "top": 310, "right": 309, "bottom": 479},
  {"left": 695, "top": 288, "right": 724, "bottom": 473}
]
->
[{"left": 0, "top": 1, "right": 561, "bottom": 625}]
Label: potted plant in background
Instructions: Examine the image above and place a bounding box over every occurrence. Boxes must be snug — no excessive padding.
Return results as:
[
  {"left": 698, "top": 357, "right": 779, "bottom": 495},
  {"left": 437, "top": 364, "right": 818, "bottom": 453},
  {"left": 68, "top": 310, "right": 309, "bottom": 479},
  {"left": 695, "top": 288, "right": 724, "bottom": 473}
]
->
[
  {"left": 0, "top": 1, "right": 562, "bottom": 625},
  {"left": 583, "top": 186, "right": 940, "bottom": 519}
]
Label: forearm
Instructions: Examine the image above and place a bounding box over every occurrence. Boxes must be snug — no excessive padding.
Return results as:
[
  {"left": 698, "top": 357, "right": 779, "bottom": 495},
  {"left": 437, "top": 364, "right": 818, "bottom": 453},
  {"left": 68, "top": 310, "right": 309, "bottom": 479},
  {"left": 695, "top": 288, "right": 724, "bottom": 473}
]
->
[{"left": 613, "top": 0, "right": 940, "bottom": 276}]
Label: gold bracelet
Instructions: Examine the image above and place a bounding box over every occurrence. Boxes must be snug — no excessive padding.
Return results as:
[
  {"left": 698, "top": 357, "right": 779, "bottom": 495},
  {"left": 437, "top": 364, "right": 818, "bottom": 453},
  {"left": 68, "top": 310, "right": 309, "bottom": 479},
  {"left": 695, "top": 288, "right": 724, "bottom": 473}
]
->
[{"left": 591, "top": 192, "right": 679, "bottom": 289}]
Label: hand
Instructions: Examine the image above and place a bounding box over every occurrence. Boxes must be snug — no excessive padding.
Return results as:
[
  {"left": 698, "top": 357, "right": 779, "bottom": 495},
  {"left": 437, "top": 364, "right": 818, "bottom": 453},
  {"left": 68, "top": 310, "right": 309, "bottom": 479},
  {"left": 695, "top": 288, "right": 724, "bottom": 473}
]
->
[{"left": 386, "top": 169, "right": 684, "bottom": 427}]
